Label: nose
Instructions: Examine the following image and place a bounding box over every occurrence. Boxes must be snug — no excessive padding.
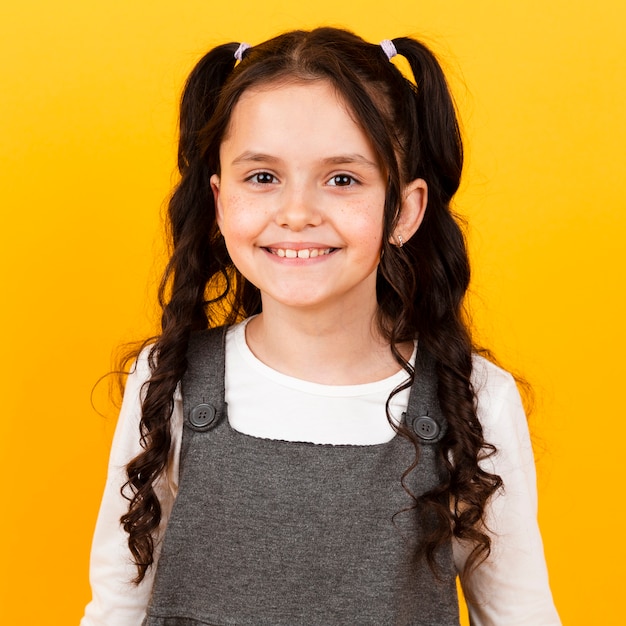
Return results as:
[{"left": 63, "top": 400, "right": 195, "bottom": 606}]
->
[{"left": 275, "top": 183, "right": 322, "bottom": 231}]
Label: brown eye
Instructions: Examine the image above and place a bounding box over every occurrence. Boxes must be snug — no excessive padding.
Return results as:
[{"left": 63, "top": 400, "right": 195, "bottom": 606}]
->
[
  {"left": 250, "top": 172, "right": 276, "bottom": 184},
  {"left": 329, "top": 174, "right": 355, "bottom": 187}
]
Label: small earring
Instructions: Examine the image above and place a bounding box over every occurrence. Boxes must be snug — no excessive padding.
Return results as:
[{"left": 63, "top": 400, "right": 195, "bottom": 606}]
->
[{"left": 396, "top": 234, "right": 404, "bottom": 248}]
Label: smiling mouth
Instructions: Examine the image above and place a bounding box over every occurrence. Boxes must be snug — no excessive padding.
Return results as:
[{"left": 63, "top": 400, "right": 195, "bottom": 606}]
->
[{"left": 266, "top": 247, "right": 335, "bottom": 259}]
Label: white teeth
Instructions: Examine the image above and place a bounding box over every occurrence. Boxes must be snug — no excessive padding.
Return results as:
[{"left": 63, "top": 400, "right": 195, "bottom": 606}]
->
[{"left": 271, "top": 247, "right": 332, "bottom": 258}]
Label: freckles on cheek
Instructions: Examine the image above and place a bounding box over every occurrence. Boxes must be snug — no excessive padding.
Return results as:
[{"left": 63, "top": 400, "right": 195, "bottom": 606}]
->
[
  {"left": 345, "top": 200, "right": 385, "bottom": 246},
  {"left": 219, "top": 193, "right": 265, "bottom": 248},
  {"left": 219, "top": 194, "right": 246, "bottom": 227}
]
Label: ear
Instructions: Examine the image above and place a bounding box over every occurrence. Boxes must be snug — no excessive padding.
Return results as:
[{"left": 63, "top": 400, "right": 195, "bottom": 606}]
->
[
  {"left": 389, "top": 178, "right": 428, "bottom": 245},
  {"left": 210, "top": 174, "right": 223, "bottom": 228}
]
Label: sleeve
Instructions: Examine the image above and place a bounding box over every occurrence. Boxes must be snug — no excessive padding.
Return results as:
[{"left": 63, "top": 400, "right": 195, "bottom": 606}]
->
[
  {"left": 453, "top": 357, "right": 561, "bottom": 626},
  {"left": 80, "top": 351, "right": 183, "bottom": 626}
]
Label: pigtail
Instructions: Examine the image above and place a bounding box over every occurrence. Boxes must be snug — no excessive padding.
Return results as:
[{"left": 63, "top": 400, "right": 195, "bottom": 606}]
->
[
  {"left": 385, "top": 38, "right": 503, "bottom": 576},
  {"left": 392, "top": 37, "right": 463, "bottom": 202},
  {"left": 121, "top": 43, "right": 239, "bottom": 584},
  {"left": 178, "top": 43, "right": 239, "bottom": 172}
]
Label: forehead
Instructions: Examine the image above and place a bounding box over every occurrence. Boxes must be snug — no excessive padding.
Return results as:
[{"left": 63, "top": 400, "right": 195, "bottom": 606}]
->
[{"left": 219, "top": 79, "right": 378, "bottom": 164}]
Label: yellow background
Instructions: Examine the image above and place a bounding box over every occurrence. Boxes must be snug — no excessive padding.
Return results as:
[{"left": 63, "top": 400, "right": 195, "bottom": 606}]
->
[{"left": 1, "top": 1, "right": 624, "bottom": 624}]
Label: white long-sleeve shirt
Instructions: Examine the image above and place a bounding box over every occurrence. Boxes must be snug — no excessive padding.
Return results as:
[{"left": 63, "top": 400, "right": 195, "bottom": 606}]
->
[{"left": 81, "top": 322, "right": 561, "bottom": 625}]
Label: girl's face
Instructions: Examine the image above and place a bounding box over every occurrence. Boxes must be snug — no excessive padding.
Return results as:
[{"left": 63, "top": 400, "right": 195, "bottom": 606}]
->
[{"left": 211, "top": 80, "right": 415, "bottom": 318}]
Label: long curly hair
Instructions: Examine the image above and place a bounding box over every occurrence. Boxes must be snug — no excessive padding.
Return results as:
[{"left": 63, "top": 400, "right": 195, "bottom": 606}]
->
[{"left": 121, "top": 27, "right": 502, "bottom": 585}]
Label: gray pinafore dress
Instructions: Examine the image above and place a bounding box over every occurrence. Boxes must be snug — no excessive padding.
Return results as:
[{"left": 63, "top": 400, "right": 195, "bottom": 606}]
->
[{"left": 143, "top": 327, "right": 459, "bottom": 625}]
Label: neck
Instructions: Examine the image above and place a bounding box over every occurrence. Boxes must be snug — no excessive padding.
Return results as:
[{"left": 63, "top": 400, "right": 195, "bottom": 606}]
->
[{"left": 245, "top": 303, "right": 409, "bottom": 385}]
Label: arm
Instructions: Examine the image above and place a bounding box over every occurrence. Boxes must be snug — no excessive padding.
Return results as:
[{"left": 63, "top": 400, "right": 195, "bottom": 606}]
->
[
  {"left": 81, "top": 352, "right": 182, "bottom": 626},
  {"left": 453, "top": 358, "right": 561, "bottom": 626}
]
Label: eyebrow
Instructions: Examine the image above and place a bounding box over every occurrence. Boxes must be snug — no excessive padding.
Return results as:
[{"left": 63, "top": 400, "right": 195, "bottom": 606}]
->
[
  {"left": 322, "top": 154, "right": 379, "bottom": 169},
  {"left": 231, "top": 152, "right": 280, "bottom": 166},
  {"left": 231, "top": 151, "right": 379, "bottom": 169}
]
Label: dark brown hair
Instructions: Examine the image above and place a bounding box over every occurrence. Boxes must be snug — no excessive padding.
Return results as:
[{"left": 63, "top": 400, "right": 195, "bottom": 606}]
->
[{"left": 121, "top": 27, "right": 502, "bottom": 584}]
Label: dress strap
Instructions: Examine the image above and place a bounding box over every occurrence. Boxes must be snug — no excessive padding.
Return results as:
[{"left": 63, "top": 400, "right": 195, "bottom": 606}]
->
[
  {"left": 403, "top": 349, "right": 448, "bottom": 444},
  {"left": 181, "top": 325, "right": 228, "bottom": 432}
]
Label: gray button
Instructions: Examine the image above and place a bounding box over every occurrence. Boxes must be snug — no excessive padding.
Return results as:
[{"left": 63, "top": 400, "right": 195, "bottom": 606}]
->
[
  {"left": 412, "top": 416, "right": 440, "bottom": 441},
  {"left": 189, "top": 403, "right": 217, "bottom": 430}
]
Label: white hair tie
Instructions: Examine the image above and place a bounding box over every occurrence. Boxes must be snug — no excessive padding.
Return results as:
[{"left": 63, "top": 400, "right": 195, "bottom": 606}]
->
[
  {"left": 234, "top": 42, "right": 251, "bottom": 61},
  {"left": 379, "top": 39, "right": 397, "bottom": 61}
]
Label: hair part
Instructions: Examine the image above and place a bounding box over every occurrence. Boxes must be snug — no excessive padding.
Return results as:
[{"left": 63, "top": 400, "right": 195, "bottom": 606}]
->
[{"left": 121, "top": 27, "right": 501, "bottom": 585}]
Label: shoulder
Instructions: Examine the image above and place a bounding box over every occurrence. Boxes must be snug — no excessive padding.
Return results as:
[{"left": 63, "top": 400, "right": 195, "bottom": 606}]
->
[
  {"left": 470, "top": 354, "right": 517, "bottom": 397},
  {"left": 470, "top": 355, "right": 526, "bottom": 440},
  {"left": 125, "top": 342, "right": 185, "bottom": 406},
  {"left": 117, "top": 345, "right": 154, "bottom": 417},
  {"left": 130, "top": 344, "right": 154, "bottom": 382}
]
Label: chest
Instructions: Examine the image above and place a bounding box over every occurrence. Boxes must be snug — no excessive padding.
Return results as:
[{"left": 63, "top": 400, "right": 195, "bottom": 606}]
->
[{"left": 144, "top": 327, "right": 459, "bottom": 626}]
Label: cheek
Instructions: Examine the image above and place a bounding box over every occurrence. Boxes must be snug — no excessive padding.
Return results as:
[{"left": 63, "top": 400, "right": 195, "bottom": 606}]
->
[
  {"left": 217, "top": 193, "right": 268, "bottom": 269},
  {"left": 218, "top": 193, "right": 256, "bottom": 235},
  {"left": 341, "top": 197, "right": 386, "bottom": 248}
]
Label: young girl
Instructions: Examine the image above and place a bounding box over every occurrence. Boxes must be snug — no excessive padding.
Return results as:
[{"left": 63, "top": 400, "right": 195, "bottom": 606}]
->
[{"left": 82, "top": 28, "right": 560, "bottom": 625}]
